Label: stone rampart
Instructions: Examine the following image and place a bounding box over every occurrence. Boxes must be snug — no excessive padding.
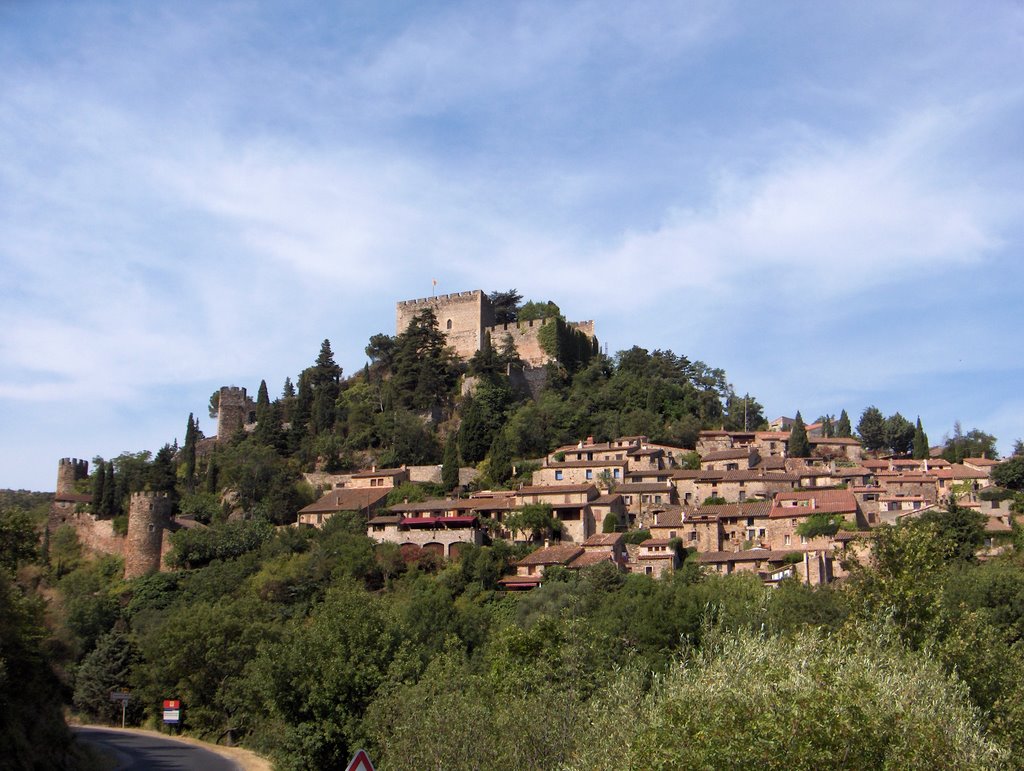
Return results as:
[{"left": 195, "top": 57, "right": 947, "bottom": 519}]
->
[
  {"left": 217, "top": 386, "right": 254, "bottom": 439},
  {"left": 486, "top": 318, "right": 554, "bottom": 367}
]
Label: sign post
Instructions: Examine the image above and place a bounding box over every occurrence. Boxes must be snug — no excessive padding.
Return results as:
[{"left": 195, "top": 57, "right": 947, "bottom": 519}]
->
[
  {"left": 162, "top": 699, "right": 181, "bottom": 732},
  {"left": 109, "top": 691, "right": 130, "bottom": 728}
]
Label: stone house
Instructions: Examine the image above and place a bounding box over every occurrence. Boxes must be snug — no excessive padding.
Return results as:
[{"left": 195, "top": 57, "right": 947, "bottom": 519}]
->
[
  {"left": 366, "top": 500, "right": 484, "bottom": 559},
  {"left": 349, "top": 466, "right": 410, "bottom": 489},
  {"left": 514, "top": 483, "right": 600, "bottom": 543},
  {"left": 532, "top": 459, "right": 628, "bottom": 487},
  {"left": 766, "top": 490, "right": 860, "bottom": 552},
  {"left": 614, "top": 482, "right": 676, "bottom": 526},
  {"left": 297, "top": 487, "right": 392, "bottom": 527},
  {"left": 808, "top": 437, "right": 862, "bottom": 461},
  {"left": 700, "top": 448, "right": 759, "bottom": 472},
  {"left": 629, "top": 538, "right": 680, "bottom": 578}
]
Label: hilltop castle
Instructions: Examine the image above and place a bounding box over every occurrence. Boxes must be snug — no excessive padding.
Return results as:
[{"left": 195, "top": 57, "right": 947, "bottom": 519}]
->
[{"left": 396, "top": 289, "right": 596, "bottom": 368}]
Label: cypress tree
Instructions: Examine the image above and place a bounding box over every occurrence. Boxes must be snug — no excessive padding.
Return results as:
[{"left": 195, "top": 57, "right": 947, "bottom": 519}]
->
[
  {"left": 91, "top": 461, "right": 106, "bottom": 516},
  {"left": 101, "top": 461, "right": 117, "bottom": 517},
  {"left": 182, "top": 413, "right": 197, "bottom": 491},
  {"left": 789, "top": 411, "right": 811, "bottom": 458},
  {"left": 441, "top": 433, "right": 460, "bottom": 492},
  {"left": 836, "top": 409, "right": 852, "bottom": 438},
  {"left": 913, "top": 417, "right": 930, "bottom": 460}
]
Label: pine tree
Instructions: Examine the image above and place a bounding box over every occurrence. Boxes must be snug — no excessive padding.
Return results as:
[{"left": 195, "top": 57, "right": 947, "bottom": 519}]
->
[
  {"left": 913, "top": 417, "right": 930, "bottom": 460},
  {"left": 789, "top": 411, "right": 811, "bottom": 458}
]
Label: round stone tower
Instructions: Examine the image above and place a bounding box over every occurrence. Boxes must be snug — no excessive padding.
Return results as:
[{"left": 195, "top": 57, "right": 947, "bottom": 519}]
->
[
  {"left": 56, "top": 457, "right": 89, "bottom": 496},
  {"left": 124, "top": 492, "right": 173, "bottom": 580}
]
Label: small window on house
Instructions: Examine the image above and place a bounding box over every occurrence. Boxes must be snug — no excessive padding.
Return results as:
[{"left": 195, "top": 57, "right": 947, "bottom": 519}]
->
[
  {"left": 645, "top": 566, "right": 653, "bottom": 575},
  {"left": 746, "top": 517, "right": 754, "bottom": 526},
  {"left": 446, "top": 319, "right": 453, "bottom": 330},
  {"left": 148, "top": 523, "right": 156, "bottom": 533},
  {"left": 613, "top": 468, "right": 620, "bottom": 479},
  {"left": 758, "top": 528, "right": 765, "bottom": 537},
  {"left": 555, "top": 470, "right": 563, "bottom": 481},
  {"left": 585, "top": 470, "right": 593, "bottom": 480},
  {"left": 801, "top": 535, "right": 808, "bottom": 544},
  {"left": 785, "top": 534, "right": 791, "bottom": 546},
  {"left": 689, "top": 531, "right": 697, "bottom": 542}
]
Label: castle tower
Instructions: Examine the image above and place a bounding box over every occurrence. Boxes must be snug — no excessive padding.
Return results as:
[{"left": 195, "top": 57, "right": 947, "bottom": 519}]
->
[
  {"left": 396, "top": 289, "right": 495, "bottom": 361},
  {"left": 123, "top": 492, "right": 173, "bottom": 579},
  {"left": 216, "top": 386, "right": 253, "bottom": 440},
  {"left": 56, "top": 457, "right": 89, "bottom": 496}
]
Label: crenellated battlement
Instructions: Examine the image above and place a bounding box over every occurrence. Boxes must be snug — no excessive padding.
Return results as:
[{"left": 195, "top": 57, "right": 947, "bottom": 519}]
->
[
  {"left": 130, "top": 491, "right": 171, "bottom": 501},
  {"left": 56, "top": 457, "right": 89, "bottom": 496},
  {"left": 397, "top": 289, "right": 486, "bottom": 307}
]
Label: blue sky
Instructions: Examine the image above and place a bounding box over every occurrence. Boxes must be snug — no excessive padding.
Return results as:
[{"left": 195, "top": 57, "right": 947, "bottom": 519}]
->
[{"left": 2, "top": 1, "right": 1022, "bottom": 491}]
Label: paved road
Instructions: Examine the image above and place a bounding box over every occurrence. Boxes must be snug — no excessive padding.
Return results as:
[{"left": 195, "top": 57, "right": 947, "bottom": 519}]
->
[{"left": 73, "top": 726, "right": 241, "bottom": 771}]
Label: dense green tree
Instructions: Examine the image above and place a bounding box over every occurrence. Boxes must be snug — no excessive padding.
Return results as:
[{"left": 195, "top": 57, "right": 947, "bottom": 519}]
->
[
  {"left": 942, "top": 422, "right": 998, "bottom": 464},
  {"left": 518, "top": 299, "right": 561, "bottom": 321},
  {"left": 486, "top": 429, "right": 514, "bottom": 487},
  {"left": 884, "top": 412, "right": 915, "bottom": 456},
  {"left": 391, "top": 309, "right": 459, "bottom": 412},
  {"left": 857, "top": 406, "right": 886, "bottom": 452},
  {"left": 488, "top": 289, "right": 523, "bottom": 324},
  {"left": 72, "top": 630, "right": 142, "bottom": 724},
  {"left": 0, "top": 508, "right": 38, "bottom": 573},
  {"left": 788, "top": 411, "right": 810, "bottom": 458},
  {"left": 920, "top": 500, "right": 987, "bottom": 564},
  {"left": 91, "top": 458, "right": 107, "bottom": 515},
  {"left": 992, "top": 455, "right": 1024, "bottom": 491},
  {"left": 102, "top": 460, "right": 117, "bottom": 515},
  {"left": 836, "top": 409, "right": 852, "bottom": 438}
]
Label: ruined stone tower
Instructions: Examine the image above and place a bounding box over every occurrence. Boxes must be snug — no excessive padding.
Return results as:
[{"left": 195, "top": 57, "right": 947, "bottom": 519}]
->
[
  {"left": 123, "top": 492, "right": 173, "bottom": 579},
  {"left": 56, "top": 457, "right": 89, "bottom": 496},
  {"left": 216, "top": 386, "right": 255, "bottom": 440}
]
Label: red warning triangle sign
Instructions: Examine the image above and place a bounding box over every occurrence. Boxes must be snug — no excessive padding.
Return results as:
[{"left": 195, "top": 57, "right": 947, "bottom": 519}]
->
[{"left": 346, "top": 749, "right": 375, "bottom": 771}]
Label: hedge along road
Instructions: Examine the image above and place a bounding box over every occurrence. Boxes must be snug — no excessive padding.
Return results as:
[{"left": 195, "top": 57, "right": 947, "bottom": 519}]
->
[{"left": 72, "top": 726, "right": 269, "bottom": 771}]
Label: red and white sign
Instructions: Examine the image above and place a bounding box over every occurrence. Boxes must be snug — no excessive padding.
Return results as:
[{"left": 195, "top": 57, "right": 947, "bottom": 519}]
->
[
  {"left": 345, "top": 749, "right": 375, "bottom": 771},
  {"left": 162, "top": 699, "right": 181, "bottom": 724}
]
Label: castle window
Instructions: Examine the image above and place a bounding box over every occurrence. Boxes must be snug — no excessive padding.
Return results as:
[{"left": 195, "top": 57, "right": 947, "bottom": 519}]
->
[
  {"left": 148, "top": 523, "right": 156, "bottom": 533},
  {"left": 446, "top": 319, "right": 453, "bottom": 330}
]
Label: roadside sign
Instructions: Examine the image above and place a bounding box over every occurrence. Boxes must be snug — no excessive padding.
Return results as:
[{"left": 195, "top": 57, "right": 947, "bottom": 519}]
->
[
  {"left": 110, "top": 691, "right": 130, "bottom": 727},
  {"left": 345, "top": 749, "right": 375, "bottom": 771},
  {"left": 162, "top": 699, "right": 181, "bottom": 724}
]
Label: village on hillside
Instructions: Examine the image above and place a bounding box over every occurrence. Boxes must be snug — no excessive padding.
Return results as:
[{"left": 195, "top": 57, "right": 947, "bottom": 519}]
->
[{"left": 46, "top": 289, "right": 1016, "bottom": 590}]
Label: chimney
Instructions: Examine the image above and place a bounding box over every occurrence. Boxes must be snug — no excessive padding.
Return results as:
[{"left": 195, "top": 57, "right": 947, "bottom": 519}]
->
[
  {"left": 544, "top": 537, "right": 550, "bottom": 549},
  {"left": 586, "top": 436, "right": 594, "bottom": 445}
]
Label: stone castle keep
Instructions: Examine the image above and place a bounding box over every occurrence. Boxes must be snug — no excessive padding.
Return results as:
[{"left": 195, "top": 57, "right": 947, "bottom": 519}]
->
[{"left": 396, "top": 289, "right": 596, "bottom": 368}]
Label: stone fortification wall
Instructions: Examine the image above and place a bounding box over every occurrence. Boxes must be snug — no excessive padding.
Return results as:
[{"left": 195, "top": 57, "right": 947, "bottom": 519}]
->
[
  {"left": 56, "top": 458, "right": 89, "bottom": 496},
  {"left": 217, "top": 386, "right": 254, "bottom": 439},
  {"left": 57, "top": 512, "right": 125, "bottom": 558},
  {"left": 487, "top": 318, "right": 555, "bottom": 367},
  {"left": 124, "top": 492, "right": 173, "bottom": 579},
  {"left": 568, "top": 320, "right": 596, "bottom": 339},
  {"left": 396, "top": 290, "right": 494, "bottom": 360}
]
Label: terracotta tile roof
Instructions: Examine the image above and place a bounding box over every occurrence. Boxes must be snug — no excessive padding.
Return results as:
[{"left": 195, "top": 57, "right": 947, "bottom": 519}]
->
[
  {"left": 642, "top": 538, "right": 677, "bottom": 547},
  {"left": 964, "top": 457, "right": 1000, "bottom": 467},
  {"left": 386, "top": 498, "right": 477, "bottom": 514},
  {"left": 299, "top": 487, "right": 390, "bottom": 514},
  {"left": 933, "top": 466, "right": 988, "bottom": 480},
  {"left": 591, "top": 493, "right": 623, "bottom": 506},
  {"left": 516, "top": 544, "right": 584, "bottom": 567},
  {"left": 701, "top": 448, "right": 752, "bottom": 462},
  {"left": 694, "top": 500, "right": 773, "bottom": 519},
  {"left": 810, "top": 437, "right": 861, "bottom": 445},
  {"left": 351, "top": 467, "right": 407, "bottom": 478},
  {"left": 583, "top": 532, "right": 624, "bottom": 547},
  {"left": 615, "top": 482, "right": 674, "bottom": 493},
  {"left": 568, "top": 551, "right": 617, "bottom": 568},
  {"left": 367, "top": 515, "right": 402, "bottom": 525},
  {"left": 652, "top": 507, "right": 688, "bottom": 527},
  {"left": 545, "top": 459, "right": 628, "bottom": 469},
  {"left": 698, "top": 549, "right": 798, "bottom": 563},
  {"left": 625, "top": 469, "right": 674, "bottom": 479},
  {"left": 518, "top": 483, "right": 597, "bottom": 495},
  {"left": 770, "top": 490, "right": 857, "bottom": 518},
  {"left": 671, "top": 470, "right": 703, "bottom": 480},
  {"left": 53, "top": 492, "right": 93, "bottom": 503}
]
